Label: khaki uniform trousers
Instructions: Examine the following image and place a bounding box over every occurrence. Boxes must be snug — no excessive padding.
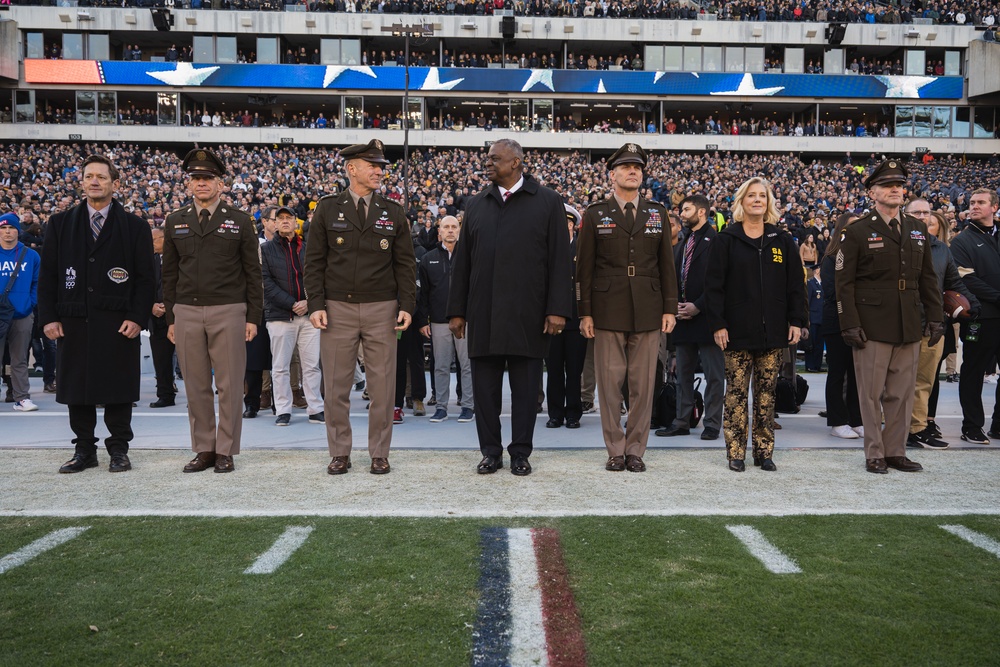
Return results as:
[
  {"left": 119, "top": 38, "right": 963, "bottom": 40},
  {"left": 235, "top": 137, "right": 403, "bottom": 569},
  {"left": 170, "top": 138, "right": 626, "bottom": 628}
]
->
[
  {"left": 594, "top": 328, "right": 659, "bottom": 457},
  {"left": 320, "top": 300, "right": 397, "bottom": 458},
  {"left": 910, "top": 335, "right": 944, "bottom": 434},
  {"left": 174, "top": 303, "right": 248, "bottom": 456},
  {"left": 853, "top": 340, "right": 920, "bottom": 460}
]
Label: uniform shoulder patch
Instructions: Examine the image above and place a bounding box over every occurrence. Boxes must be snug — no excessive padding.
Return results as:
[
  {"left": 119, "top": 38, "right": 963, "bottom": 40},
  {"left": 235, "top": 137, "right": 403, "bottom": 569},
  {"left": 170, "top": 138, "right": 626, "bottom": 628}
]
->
[{"left": 835, "top": 249, "right": 844, "bottom": 271}]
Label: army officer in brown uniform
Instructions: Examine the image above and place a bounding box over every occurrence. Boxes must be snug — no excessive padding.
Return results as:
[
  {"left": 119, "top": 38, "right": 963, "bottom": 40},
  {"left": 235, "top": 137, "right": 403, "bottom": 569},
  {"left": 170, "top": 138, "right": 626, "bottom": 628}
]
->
[
  {"left": 576, "top": 143, "right": 678, "bottom": 472},
  {"left": 836, "top": 159, "right": 944, "bottom": 474},
  {"left": 305, "top": 139, "right": 416, "bottom": 476},
  {"left": 163, "top": 148, "right": 264, "bottom": 474}
]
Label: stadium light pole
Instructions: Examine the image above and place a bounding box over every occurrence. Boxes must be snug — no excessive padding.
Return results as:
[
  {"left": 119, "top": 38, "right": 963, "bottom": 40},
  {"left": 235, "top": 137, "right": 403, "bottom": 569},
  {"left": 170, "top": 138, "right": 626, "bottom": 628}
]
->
[{"left": 381, "top": 22, "right": 434, "bottom": 213}]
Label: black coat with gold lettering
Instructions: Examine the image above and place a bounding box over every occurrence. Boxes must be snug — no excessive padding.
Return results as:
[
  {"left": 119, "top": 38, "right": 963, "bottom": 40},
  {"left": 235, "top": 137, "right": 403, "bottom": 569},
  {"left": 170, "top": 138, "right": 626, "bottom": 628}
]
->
[
  {"left": 162, "top": 202, "right": 264, "bottom": 326},
  {"left": 576, "top": 196, "right": 677, "bottom": 332},
  {"left": 835, "top": 211, "right": 943, "bottom": 344},
  {"left": 304, "top": 191, "right": 416, "bottom": 315}
]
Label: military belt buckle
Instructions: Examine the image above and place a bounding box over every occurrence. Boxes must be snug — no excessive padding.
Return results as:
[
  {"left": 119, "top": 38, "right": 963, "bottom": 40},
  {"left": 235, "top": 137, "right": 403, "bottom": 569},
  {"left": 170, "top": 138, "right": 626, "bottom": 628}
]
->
[
  {"left": 898, "top": 279, "right": 906, "bottom": 291},
  {"left": 627, "top": 265, "right": 636, "bottom": 277}
]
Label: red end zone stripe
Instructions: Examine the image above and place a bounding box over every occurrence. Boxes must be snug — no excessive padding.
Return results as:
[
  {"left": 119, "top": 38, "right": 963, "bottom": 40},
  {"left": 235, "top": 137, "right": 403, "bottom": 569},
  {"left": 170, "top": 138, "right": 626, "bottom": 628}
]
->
[
  {"left": 532, "top": 528, "right": 587, "bottom": 667},
  {"left": 24, "top": 60, "right": 102, "bottom": 84}
]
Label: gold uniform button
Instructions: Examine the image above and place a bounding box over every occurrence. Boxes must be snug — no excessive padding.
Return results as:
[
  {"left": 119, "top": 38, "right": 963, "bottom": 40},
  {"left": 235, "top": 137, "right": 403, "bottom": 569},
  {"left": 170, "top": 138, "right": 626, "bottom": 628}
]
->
[
  {"left": 336, "top": 237, "right": 344, "bottom": 245},
  {"left": 380, "top": 238, "right": 389, "bottom": 250}
]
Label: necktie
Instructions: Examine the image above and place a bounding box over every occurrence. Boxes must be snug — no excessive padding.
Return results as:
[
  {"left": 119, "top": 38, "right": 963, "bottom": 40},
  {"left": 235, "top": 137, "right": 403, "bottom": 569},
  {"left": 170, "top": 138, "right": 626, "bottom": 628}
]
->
[
  {"left": 90, "top": 211, "right": 104, "bottom": 240},
  {"left": 200, "top": 208, "right": 210, "bottom": 231},
  {"left": 889, "top": 218, "right": 899, "bottom": 240},
  {"left": 681, "top": 232, "right": 696, "bottom": 300},
  {"left": 357, "top": 197, "right": 367, "bottom": 223},
  {"left": 502, "top": 190, "right": 512, "bottom": 202},
  {"left": 624, "top": 201, "right": 635, "bottom": 229}
]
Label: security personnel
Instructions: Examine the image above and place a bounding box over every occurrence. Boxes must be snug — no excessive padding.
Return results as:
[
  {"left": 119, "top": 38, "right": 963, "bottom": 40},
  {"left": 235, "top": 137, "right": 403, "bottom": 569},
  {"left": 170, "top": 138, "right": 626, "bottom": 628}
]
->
[
  {"left": 835, "top": 159, "right": 944, "bottom": 475},
  {"left": 305, "top": 139, "right": 416, "bottom": 476},
  {"left": 577, "top": 143, "right": 678, "bottom": 472},
  {"left": 162, "top": 148, "right": 264, "bottom": 474}
]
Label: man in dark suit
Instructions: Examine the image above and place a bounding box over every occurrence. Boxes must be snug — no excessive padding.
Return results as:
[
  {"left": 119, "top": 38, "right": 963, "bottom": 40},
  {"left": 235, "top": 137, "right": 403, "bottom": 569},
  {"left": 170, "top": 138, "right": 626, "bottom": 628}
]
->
[
  {"left": 448, "top": 139, "right": 572, "bottom": 476},
  {"left": 38, "top": 154, "right": 155, "bottom": 474},
  {"left": 804, "top": 265, "right": 825, "bottom": 372},
  {"left": 577, "top": 143, "right": 678, "bottom": 472},
  {"left": 148, "top": 227, "right": 176, "bottom": 408},
  {"left": 655, "top": 194, "right": 723, "bottom": 441},
  {"left": 836, "top": 159, "right": 944, "bottom": 474}
]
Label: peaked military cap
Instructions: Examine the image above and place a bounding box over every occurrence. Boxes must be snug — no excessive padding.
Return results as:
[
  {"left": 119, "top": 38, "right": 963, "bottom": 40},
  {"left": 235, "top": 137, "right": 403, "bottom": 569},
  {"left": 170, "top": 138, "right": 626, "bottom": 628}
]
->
[
  {"left": 607, "top": 142, "right": 647, "bottom": 169},
  {"left": 181, "top": 148, "right": 226, "bottom": 177},
  {"left": 340, "top": 139, "right": 390, "bottom": 165},
  {"left": 864, "top": 158, "right": 908, "bottom": 189}
]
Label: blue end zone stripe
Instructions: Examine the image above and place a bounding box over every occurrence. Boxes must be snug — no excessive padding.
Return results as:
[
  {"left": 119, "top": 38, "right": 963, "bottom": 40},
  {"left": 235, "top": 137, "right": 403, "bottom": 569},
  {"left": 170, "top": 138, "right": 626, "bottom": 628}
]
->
[{"left": 472, "top": 527, "right": 511, "bottom": 667}]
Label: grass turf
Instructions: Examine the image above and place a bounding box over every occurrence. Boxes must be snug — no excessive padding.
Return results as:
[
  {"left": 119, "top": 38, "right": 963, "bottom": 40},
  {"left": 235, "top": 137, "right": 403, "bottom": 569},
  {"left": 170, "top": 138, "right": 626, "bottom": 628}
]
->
[{"left": 1, "top": 516, "right": 998, "bottom": 666}]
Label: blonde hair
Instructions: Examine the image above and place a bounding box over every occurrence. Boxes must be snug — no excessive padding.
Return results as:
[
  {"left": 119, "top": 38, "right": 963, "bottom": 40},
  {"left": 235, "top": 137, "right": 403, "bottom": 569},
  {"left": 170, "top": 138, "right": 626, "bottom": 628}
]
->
[
  {"left": 731, "top": 177, "right": 780, "bottom": 225},
  {"left": 929, "top": 210, "right": 950, "bottom": 245}
]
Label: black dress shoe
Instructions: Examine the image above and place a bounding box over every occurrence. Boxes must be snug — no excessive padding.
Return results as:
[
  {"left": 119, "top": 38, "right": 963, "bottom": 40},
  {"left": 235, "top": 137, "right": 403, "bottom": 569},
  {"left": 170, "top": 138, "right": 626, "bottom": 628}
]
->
[
  {"left": 728, "top": 459, "right": 746, "bottom": 472},
  {"left": 59, "top": 453, "right": 99, "bottom": 474},
  {"left": 700, "top": 428, "right": 720, "bottom": 440},
  {"left": 477, "top": 455, "right": 503, "bottom": 474},
  {"left": 546, "top": 417, "right": 564, "bottom": 428},
  {"left": 510, "top": 457, "right": 532, "bottom": 476},
  {"left": 149, "top": 398, "right": 175, "bottom": 408},
  {"left": 753, "top": 456, "right": 777, "bottom": 471},
  {"left": 183, "top": 452, "right": 216, "bottom": 473},
  {"left": 655, "top": 424, "right": 690, "bottom": 437},
  {"left": 884, "top": 456, "right": 923, "bottom": 472},
  {"left": 109, "top": 454, "right": 132, "bottom": 473},
  {"left": 565, "top": 418, "right": 581, "bottom": 429},
  {"left": 242, "top": 407, "right": 258, "bottom": 418},
  {"left": 866, "top": 458, "right": 889, "bottom": 474}
]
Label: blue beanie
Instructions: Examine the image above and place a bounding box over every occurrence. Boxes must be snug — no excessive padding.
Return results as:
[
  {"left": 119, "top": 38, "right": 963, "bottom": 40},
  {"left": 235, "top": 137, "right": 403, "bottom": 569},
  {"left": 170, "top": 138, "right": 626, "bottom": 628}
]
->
[{"left": 0, "top": 213, "right": 20, "bottom": 232}]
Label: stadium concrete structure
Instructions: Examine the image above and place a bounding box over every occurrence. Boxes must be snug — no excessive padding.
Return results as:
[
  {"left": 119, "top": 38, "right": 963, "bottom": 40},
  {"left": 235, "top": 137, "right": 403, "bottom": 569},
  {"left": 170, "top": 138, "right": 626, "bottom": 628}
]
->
[{"left": 2, "top": 5, "right": 1000, "bottom": 157}]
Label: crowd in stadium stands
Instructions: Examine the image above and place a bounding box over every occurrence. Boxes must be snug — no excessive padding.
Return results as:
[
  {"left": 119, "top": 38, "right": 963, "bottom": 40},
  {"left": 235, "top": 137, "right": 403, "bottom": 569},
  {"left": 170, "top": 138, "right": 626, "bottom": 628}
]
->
[
  {"left": 31, "top": 0, "right": 999, "bottom": 25},
  {"left": 2, "top": 142, "right": 998, "bottom": 239}
]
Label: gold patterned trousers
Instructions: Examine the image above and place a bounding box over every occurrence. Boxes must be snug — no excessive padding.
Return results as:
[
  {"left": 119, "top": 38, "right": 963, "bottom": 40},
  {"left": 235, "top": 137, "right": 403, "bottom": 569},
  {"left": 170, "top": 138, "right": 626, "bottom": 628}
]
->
[{"left": 722, "top": 348, "right": 782, "bottom": 461}]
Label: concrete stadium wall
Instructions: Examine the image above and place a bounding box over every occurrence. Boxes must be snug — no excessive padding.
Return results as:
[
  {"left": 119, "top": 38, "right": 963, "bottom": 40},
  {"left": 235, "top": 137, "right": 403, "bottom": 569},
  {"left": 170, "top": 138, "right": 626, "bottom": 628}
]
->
[
  {"left": 968, "top": 40, "right": 1000, "bottom": 98},
  {"left": 0, "top": 19, "right": 19, "bottom": 81},
  {"left": 2, "top": 122, "right": 998, "bottom": 155},
  {"left": 8, "top": 7, "right": 979, "bottom": 49}
]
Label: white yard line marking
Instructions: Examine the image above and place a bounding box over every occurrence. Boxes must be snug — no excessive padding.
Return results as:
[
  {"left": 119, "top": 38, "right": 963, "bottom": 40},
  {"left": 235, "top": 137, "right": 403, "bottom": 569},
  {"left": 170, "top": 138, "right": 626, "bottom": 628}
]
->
[
  {"left": 0, "top": 526, "right": 90, "bottom": 575},
  {"left": 507, "top": 528, "right": 549, "bottom": 667},
  {"left": 244, "top": 526, "right": 314, "bottom": 574},
  {"left": 726, "top": 525, "right": 802, "bottom": 574},
  {"left": 940, "top": 524, "right": 1000, "bottom": 558}
]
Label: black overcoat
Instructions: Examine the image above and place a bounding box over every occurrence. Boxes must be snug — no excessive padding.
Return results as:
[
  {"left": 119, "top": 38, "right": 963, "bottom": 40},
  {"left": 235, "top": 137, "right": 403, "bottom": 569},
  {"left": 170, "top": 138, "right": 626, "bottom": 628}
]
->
[
  {"left": 38, "top": 200, "right": 155, "bottom": 405},
  {"left": 447, "top": 175, "right": 572, "bottom": 359}
]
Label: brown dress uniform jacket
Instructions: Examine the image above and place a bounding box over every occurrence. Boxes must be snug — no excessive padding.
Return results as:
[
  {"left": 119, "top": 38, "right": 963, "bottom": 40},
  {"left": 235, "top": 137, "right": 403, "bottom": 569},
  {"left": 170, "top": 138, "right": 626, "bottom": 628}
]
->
[
  {"left": 162, "top": 203, "right": 263, "bottom": 325},
  {"left": 304, "top": 191, "right": 416, "bottom": 315},
  {"left": 835, "top": 211, "right": 943, "bottom": 344},
  {"left": 576, "top": 197, "right": 678, "bottom": 332}
]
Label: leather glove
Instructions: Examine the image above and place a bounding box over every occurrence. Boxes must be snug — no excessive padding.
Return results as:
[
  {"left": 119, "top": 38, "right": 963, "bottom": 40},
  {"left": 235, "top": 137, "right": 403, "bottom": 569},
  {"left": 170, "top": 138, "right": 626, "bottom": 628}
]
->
[
  {"left": 925, "top": 321, "right": 946, "bottom": 348},
  {"left": 841, "top": 327, "right": 868, "bottom": 349}
]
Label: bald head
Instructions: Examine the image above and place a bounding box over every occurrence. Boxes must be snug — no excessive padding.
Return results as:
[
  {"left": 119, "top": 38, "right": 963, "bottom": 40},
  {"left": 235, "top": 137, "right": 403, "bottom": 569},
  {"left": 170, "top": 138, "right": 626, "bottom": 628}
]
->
[{"left": 439, "top": 215, "right": 460, "bottom": 247}]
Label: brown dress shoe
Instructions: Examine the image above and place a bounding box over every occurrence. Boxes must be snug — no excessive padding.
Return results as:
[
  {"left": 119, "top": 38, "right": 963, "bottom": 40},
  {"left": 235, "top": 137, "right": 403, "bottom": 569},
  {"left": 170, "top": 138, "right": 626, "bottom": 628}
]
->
[
  {"left": 625, "top": 455, "right": 646, "bottom": 472},
  {"left": 885, "top": 456, "right": 923, "bottom": 472},
  {"left": 606, "top": 455, "right": 626, "bottom": 471},
  {"left": 183, "top": 452, "right": 217, "bottom": 473},
  {"left": 370, "top": 457, "right": 391, "bottom": 474},
  {"left": 214, "top": 454, "right": 235, "bottom": 473},
  {"left": 327, "top": 456, "right": 351, "bottom": 475},
  {"left": 866, "top": 458, "right": 889, "bottom": 474}
]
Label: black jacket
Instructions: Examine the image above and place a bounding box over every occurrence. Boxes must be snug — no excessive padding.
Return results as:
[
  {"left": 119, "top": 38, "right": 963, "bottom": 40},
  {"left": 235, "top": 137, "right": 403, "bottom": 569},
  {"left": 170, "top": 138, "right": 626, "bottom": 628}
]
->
[
  {"left": 417, "top": 243, "right": 454, "bottom": 325},
  {"left": 261, "top": 234, "right": 307, "bottom": 322},
  {"left": 950, "top": 222, "right": 1000, "bottom": 320},
  {"left": 704, "top": 222, "right": 806, "bottom": 351},
  {"left": 672, "top": 223, "right": 718, "bottom": 345},
  {"left": 928, "top": 235, "right": 980, "bottom": 324}
]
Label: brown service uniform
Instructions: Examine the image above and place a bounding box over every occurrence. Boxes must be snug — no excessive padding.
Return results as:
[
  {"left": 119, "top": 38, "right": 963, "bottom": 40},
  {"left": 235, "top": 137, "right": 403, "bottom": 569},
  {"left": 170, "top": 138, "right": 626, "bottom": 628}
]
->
[
  {"left": 576, "top": 195, "right": 678, "bottom": 458},
  {"left": 304, "top": 191, "right": 416, "bottom": 460},
  {"left": 162, "top": 202, "right": 263, "bottom": 457},
  {"left": 836, "top": 210, "right": 943, "bottom": 461}
]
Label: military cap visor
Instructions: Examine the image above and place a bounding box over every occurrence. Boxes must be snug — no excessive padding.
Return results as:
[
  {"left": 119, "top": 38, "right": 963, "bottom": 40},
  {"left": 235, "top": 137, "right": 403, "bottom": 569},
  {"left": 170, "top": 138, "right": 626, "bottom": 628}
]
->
[
  {"left": 182, "top": 148, "right": 227, "bottom": 177},
  {"left": 341, "top": 139, "right": 390, "bottom": 165},
  {"left": 608, "top": 142, "right": 647, "bottom": 169}
]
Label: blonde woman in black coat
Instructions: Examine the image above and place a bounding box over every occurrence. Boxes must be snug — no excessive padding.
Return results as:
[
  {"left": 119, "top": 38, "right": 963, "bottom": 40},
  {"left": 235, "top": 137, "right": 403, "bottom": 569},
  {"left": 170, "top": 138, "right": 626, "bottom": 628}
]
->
[{"left": 704, "top": 177, "right": 806, "bottom": 472}]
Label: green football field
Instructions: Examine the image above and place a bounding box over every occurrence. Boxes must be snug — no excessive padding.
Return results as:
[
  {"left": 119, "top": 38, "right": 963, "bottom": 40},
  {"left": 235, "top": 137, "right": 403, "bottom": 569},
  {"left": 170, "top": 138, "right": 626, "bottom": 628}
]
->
[{"left": 2, "top": 515, "right": 999, "bottom": 666}]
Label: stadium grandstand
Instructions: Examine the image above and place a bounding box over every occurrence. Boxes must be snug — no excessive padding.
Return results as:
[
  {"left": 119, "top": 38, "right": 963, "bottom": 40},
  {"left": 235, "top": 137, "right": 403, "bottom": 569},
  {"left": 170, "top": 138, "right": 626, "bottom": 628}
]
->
[{"left": 1, "top": 1, "right": 999, "bottom": 166}]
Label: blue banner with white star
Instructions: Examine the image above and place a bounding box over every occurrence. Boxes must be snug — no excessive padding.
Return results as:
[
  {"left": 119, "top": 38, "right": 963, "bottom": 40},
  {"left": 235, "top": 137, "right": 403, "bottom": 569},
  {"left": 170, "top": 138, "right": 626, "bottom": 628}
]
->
[{"left": 28, "top": 61, "right": 963, "bottom": 99}]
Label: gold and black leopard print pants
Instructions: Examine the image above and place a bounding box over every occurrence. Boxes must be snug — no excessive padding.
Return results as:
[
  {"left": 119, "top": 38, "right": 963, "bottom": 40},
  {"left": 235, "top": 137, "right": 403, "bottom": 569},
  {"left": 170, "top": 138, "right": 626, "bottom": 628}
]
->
[{"left": 722, "top": 348, "right": 782, "bottom": 461}]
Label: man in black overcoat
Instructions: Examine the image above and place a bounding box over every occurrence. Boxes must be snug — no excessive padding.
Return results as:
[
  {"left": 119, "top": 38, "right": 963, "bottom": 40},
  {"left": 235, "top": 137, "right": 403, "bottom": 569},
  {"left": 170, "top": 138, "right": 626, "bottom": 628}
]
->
[
  {"left": 447, "top": 139, "right": 572, "bottom": 476},
  {"left": 38, "top": 154, "right": 155, "bottom": 474}
]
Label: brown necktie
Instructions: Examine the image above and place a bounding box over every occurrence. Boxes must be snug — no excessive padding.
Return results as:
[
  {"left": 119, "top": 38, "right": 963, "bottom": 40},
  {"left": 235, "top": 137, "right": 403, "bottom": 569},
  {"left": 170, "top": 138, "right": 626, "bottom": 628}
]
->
[
  {"left": 889, "top": 217, "right": 899, "bottom": 240},
  {"left": 624, "top": 202, "right": 635, "bottom": 229},
  {"left": 200, "top": 208, "right": 210, "bottom": 231},
  {"left": 357, "top": 197, "right": 367, "bottom": 223}
]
